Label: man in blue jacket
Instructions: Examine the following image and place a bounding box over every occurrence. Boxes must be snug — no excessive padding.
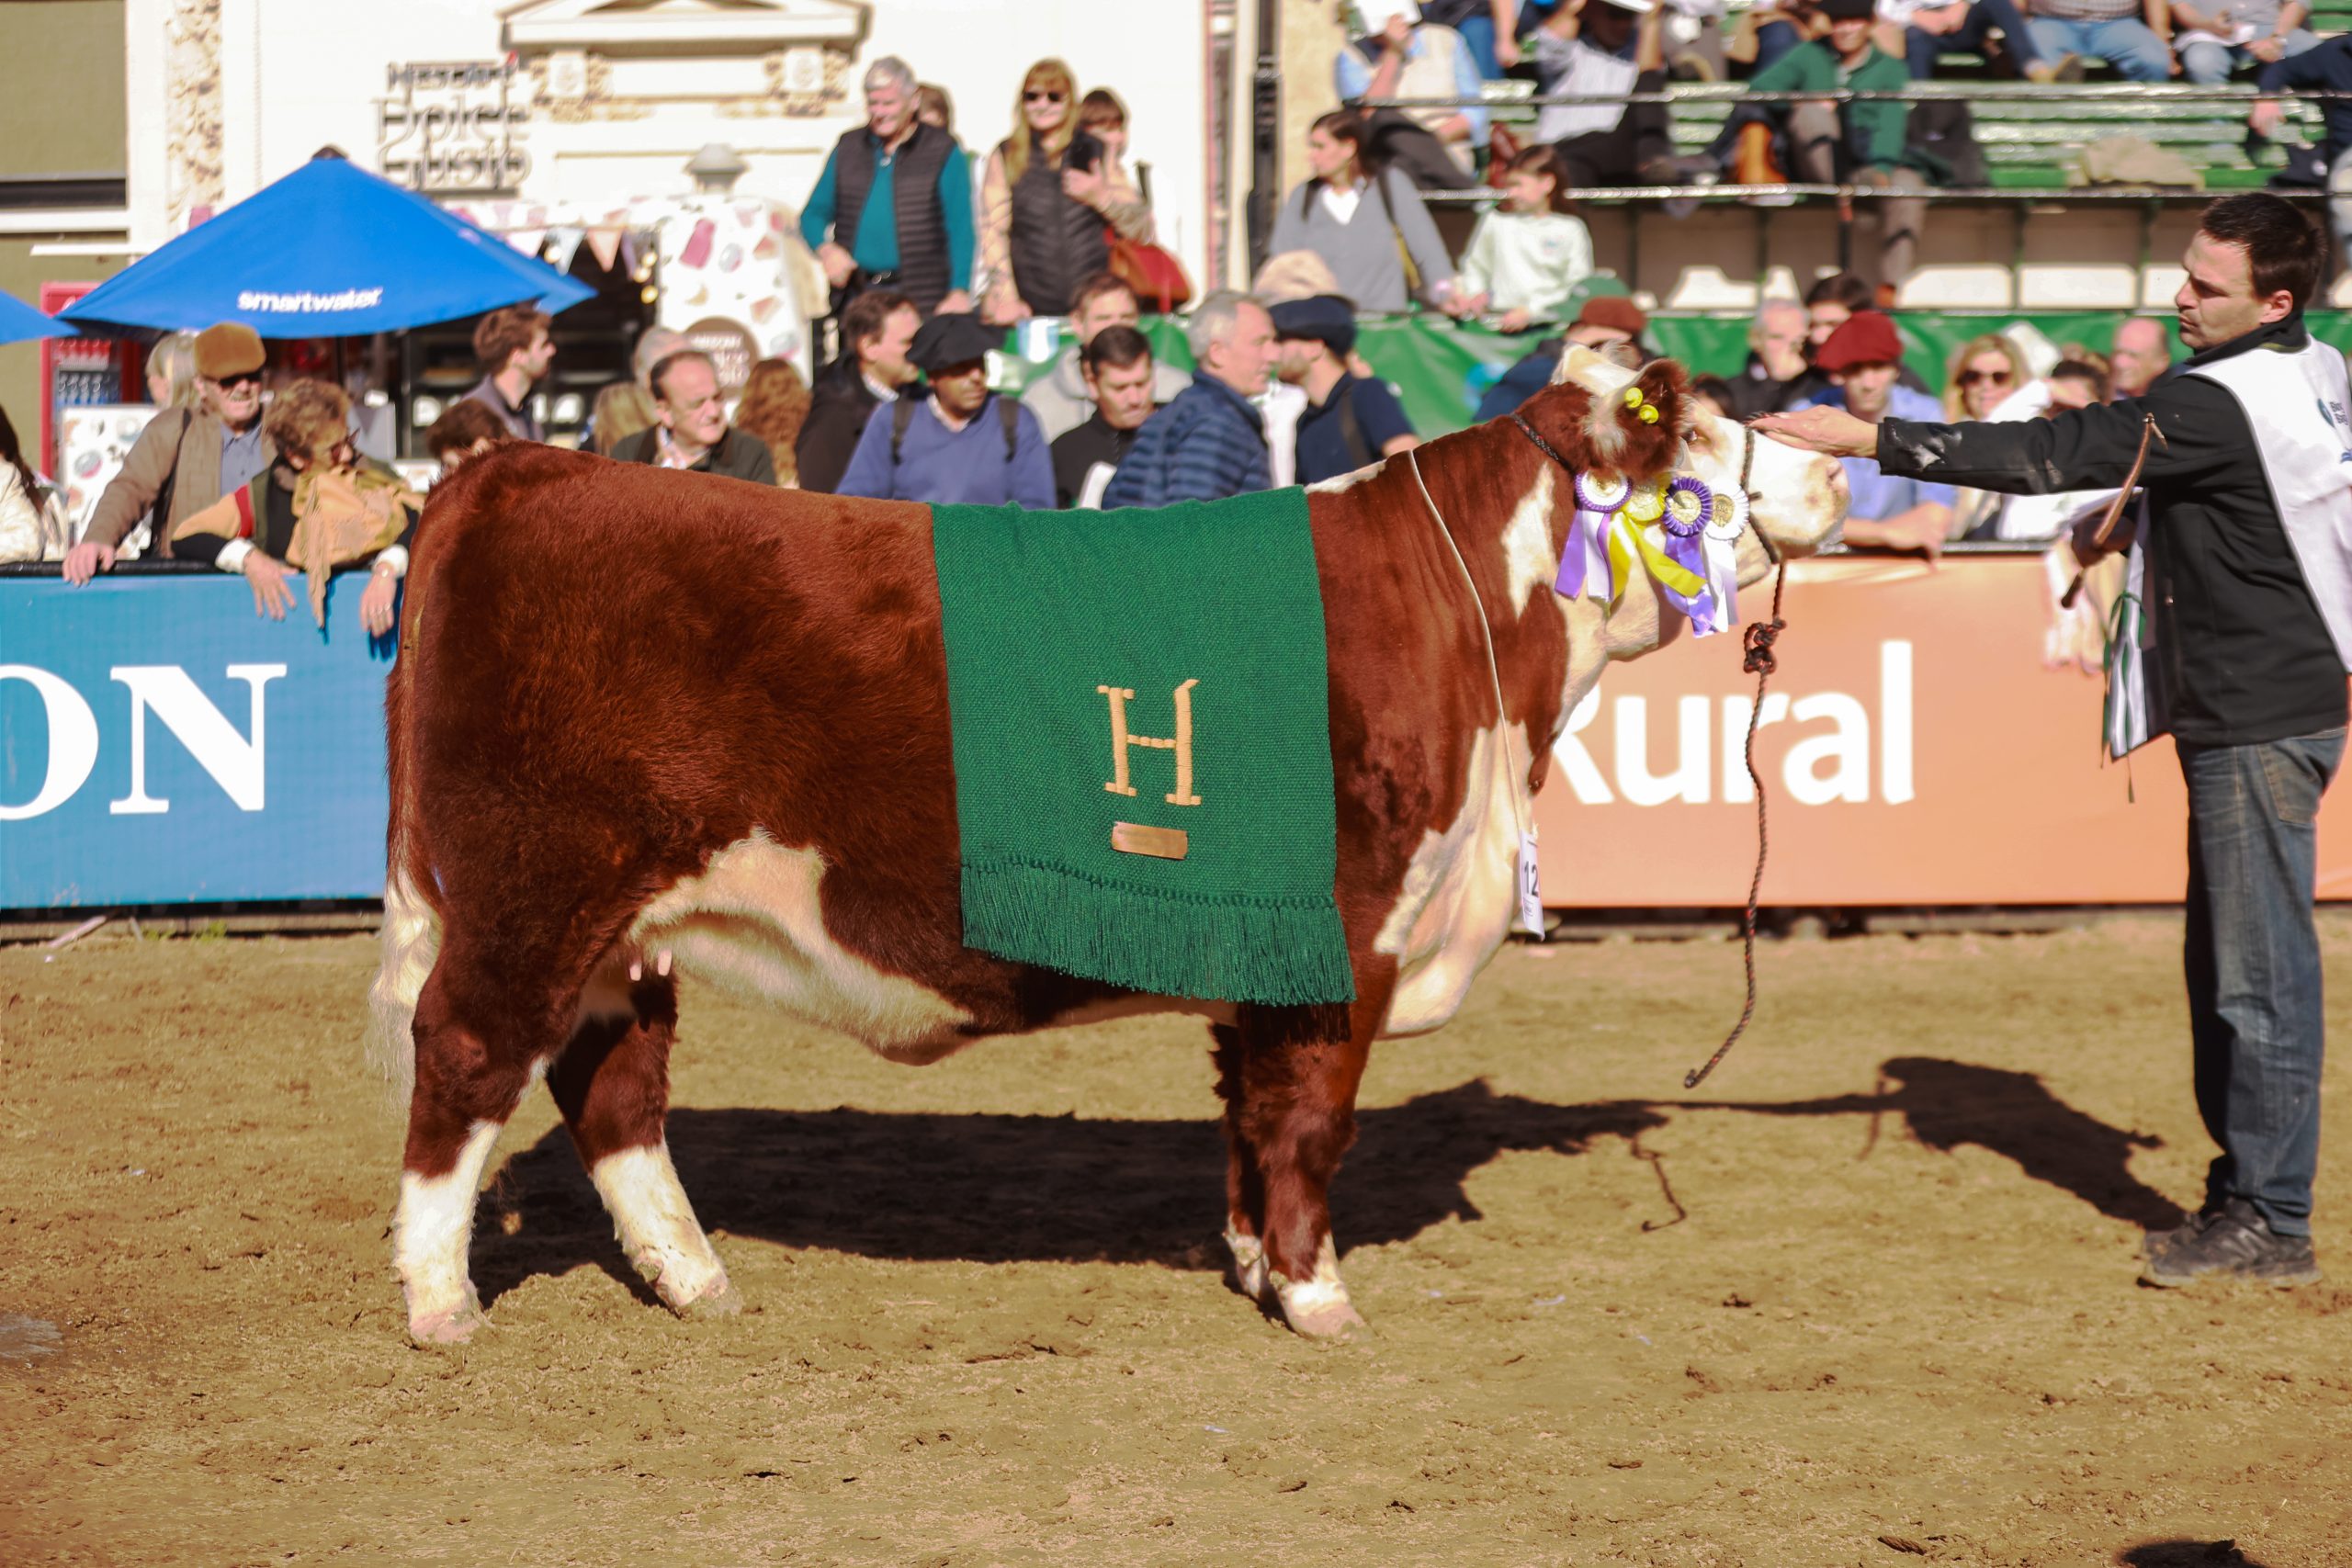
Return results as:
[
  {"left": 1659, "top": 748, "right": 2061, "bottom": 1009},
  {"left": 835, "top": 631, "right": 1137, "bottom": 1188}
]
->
[
  {"left": 1102, "top": 291, "right": 1278, "bottom": 507},
  {"left": 838, "top": 313, "right": 1052, "bottom": 508}
]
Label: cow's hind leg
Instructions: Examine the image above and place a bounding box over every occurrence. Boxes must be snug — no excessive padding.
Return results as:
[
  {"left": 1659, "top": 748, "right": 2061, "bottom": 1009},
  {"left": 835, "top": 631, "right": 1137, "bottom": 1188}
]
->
[
  {"left": 396, "top": 948, "right": 557, "bottom": 1347},
  {"left": 1220, "top": 987, "right": 1390, "bottom": 1340},
  {"left": 1210, "top": 1022, "right": 1272, "bottom": 1307},
  {"left": 548, "top": 955, "right": 739, "bottom": 1320}
]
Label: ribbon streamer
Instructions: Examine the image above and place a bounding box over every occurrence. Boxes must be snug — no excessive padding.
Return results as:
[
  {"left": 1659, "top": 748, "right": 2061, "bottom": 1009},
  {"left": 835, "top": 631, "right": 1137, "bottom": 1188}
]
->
[{"left": 1555, "top": 472, "right": 1744, "bottom": 637}]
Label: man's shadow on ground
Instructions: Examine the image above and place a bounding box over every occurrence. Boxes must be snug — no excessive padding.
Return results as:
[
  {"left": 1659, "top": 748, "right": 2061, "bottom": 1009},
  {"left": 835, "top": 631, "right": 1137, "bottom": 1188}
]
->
[
  {"left": 471, "top": 1056, "right": 2182, "bottom": 1306},
  {"left": 1688, "top": 1055, "right": 2185, "bottom": 1232}
]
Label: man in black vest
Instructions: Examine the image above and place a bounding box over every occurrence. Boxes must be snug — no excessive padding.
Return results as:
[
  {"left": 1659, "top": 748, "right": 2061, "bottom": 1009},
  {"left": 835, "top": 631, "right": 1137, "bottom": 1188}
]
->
[{"left": 798, "top": 54, "right": 977, "bottom": 319}]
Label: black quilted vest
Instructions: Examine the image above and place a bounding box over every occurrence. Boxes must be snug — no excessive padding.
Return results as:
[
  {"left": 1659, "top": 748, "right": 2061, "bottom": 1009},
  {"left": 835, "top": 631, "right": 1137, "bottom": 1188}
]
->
[
  {"left": 830, "top": 122, "right": 958, "bottom": 313},
  {"left": 1005, "top": 140, "right": 1108, "bottom": 320}
]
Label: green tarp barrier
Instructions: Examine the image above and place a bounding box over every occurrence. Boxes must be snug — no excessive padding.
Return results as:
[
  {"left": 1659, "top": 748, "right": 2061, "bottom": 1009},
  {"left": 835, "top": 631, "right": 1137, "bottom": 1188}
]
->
[{"left": 997, "top": 310, "right": 2352, "bottom": 439}]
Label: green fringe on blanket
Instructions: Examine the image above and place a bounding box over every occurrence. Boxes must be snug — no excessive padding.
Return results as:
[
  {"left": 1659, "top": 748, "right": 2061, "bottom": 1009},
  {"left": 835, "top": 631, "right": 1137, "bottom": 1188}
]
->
[{"left": 961, "top": 858, "right": 1356, "bottom": 1007}]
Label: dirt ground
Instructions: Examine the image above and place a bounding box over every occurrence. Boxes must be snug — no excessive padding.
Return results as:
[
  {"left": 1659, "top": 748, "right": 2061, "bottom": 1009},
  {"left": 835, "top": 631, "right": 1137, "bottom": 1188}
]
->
[{"left": 4, "top": 919, "right": 2350, "bottom": 1567}]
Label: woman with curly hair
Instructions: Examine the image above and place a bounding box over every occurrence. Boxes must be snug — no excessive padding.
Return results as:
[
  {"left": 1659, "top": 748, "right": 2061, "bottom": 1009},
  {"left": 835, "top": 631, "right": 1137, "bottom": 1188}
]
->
[
  {"left": 978, "top": 60, "right": 1154, "bottom": 322},
  {"left": 730, "top": 359, "right": 813, "bottom": 488},
  {"left": 169, "top": 378, "right": 421, "bottom": 632}
]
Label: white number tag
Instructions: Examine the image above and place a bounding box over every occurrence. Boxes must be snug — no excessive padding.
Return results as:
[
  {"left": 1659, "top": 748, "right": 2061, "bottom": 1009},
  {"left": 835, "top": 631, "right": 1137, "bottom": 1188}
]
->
[{"left": 1516, "top": 829, "right": 1544, "bottom": 936}]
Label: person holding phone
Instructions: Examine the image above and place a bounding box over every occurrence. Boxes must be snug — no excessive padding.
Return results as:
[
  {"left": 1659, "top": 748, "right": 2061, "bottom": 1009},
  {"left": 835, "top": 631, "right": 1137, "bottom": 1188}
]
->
[{"left": 979, "top": 61, "right": 1151, "bottom": 322}]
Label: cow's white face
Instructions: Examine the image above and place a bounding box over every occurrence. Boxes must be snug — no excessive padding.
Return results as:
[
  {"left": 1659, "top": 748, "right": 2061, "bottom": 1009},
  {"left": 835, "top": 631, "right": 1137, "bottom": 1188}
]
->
[{"left": 1550, "top": 346, "right": 1847, "bottom": 585}]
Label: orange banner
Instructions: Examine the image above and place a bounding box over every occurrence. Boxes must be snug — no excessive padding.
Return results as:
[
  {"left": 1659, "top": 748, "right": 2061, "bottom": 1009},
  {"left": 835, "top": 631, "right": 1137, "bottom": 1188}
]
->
[{"left": 1535, "top": 555, "right": 2352, "bottom": 906}]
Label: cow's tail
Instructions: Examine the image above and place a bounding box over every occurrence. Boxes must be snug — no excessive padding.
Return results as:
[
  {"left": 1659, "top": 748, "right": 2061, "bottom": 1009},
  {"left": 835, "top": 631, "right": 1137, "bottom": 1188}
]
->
[
  {"left": 364, "top": 566, "right": 442, "bottom": 1113},
  {"left": 366, "top": 839, "right": 439, "bottom": 1111}
]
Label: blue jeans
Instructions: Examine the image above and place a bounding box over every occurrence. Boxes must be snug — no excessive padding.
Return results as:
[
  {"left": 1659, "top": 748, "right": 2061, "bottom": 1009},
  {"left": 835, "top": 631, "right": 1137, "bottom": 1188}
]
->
[
  {"left": 2178, "top": 28, "right": 2317, "bottom": 84},
  {"left": 2178, "top": 728, "right": 2345, "bottom": 1237},
  {"left": 1908, "top": 0, "right": 2050, "bottom": 77},
  {"left": 1455, "top": 13, "right": 1501, "bottom": 78},
  {"left": 2026, "top": 15, "right": 2172, "bottom": 81}
]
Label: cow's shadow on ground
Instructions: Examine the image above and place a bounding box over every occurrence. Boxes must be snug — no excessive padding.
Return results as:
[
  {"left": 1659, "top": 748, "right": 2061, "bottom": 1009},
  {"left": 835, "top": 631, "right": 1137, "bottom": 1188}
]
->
[
  {"left": 473, "top": 1079, "right": 1667, "bottom": 1305},
  {"left": 472, "top": 1056, "right": 2183, "bottom": 1306}
]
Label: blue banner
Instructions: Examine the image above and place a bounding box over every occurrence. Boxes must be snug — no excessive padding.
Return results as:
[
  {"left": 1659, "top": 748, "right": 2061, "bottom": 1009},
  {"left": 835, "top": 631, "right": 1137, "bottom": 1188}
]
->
[{"left": 0, "top": 572, "right": 394, "bottom": 909}]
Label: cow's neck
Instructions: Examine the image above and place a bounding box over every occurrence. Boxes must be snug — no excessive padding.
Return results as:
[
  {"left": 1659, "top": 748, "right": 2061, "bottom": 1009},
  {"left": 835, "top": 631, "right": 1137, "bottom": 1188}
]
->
[{"left": 1394, "top": 422, "right": 1578, "bottom": 764}]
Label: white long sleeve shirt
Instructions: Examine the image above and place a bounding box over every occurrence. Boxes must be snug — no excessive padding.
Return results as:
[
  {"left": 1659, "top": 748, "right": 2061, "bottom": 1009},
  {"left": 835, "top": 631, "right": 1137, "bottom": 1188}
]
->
[{"left": 1456, "top": 209, "right": 1595, "bottom": 316}]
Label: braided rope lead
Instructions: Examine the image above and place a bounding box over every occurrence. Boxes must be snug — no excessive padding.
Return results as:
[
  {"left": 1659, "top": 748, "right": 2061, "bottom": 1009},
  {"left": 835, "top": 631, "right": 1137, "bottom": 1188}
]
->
[{"left": 1684, "top": 560, "right": 1788, "bottom": 1090}]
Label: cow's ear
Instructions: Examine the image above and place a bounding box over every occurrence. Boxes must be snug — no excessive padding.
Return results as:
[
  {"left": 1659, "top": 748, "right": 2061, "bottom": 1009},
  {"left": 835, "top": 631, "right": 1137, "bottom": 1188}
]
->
[{"left": 1584, "top": 359, "right": 1690, "bottom": 480}]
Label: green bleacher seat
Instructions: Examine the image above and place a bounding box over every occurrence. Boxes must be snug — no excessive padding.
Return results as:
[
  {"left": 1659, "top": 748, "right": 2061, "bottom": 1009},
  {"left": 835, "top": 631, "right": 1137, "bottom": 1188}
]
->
[{"left": 1661, "top": 86, "right": 2320, "bottom": 193}]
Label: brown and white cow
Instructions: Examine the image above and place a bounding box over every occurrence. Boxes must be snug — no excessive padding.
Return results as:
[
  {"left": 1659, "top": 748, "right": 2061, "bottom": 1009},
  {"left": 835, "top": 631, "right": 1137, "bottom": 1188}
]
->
[{"left": 368, "top": 347, "right": 1846, "bottom": 1347}]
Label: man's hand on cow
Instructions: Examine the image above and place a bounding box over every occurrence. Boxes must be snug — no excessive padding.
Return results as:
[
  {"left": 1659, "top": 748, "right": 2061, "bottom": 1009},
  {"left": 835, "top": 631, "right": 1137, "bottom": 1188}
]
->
[
  {"left": 937, "top": 289, "right": 976, "bottom": 317},
  {"left": 244, "top": 553, "right": 297, "bottom": 621},
  {"left": 1748, "top": 406, "right": 1880, "bottom": 458},
  {"left": 818, "top": 242, "right": 857, "bottom": 288},
  {"left": 62, "top": 539, "right": 116, "bottom": 585}
]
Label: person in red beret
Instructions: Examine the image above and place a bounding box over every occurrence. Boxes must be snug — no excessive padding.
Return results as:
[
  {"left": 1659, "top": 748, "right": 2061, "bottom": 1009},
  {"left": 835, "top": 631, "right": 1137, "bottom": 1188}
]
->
[{"left": 1782, "top": 309, "right": 1955, "bottom": 558}]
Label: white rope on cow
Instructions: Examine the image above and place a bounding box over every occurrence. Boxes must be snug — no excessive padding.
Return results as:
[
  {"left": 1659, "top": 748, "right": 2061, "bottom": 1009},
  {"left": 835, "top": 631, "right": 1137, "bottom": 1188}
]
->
[
  {"left": 1405, "top": 451, "right": 1530, "bottom": 834},
  {"left": 1405, "top": 450, "right": 1540, "bottom": 931}
]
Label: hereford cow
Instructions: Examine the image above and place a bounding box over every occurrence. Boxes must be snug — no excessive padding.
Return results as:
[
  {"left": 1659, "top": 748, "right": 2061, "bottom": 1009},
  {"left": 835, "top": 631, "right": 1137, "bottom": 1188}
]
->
[{"left": 368, "top": 347, "right": 1847, "bottom": 1347}]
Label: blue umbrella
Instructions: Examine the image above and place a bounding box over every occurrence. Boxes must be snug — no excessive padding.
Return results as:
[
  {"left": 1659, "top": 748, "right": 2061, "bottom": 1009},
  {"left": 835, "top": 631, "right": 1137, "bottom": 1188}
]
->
[
  {"left": 0, "top": 289, "right": 74, "bottom": 345},
  {"left": 60, "top": 153, "right": 593, "bottom": 337}
]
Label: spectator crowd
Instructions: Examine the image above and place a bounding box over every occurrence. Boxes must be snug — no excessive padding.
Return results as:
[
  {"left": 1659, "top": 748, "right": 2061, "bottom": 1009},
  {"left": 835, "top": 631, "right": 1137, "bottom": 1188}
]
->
[{"left": 5, "top": 17, "right": 2344, "bottom": 576}]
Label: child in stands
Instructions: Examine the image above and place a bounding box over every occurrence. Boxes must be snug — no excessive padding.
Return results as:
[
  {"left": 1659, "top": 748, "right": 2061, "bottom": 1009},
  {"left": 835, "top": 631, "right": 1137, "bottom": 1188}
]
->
[{"left": 1454, "top": 146, "right": 1596, "bottom": 333}]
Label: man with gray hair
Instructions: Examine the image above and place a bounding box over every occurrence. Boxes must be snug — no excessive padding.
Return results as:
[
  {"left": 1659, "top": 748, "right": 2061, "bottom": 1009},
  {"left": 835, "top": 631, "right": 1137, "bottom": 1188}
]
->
[
  {"left": 1724, "top": 298, "right": 1814, "bottom": 419},
  {"left": 1102, "top": 291, "right": 1279, "bottom": 507},
  {"left": 798, "top": 55, "right": 976, "bottom": 318}
]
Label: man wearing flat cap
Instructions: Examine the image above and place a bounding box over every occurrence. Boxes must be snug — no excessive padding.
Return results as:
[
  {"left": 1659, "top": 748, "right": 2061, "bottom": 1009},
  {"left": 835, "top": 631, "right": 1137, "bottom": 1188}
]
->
[
  {"left": 1714, "top": 0, "right": 1931, "bottom": 299},
  {"left": 65, "top": 321, "right": 276, "bottom": 584},
  {"left": 1474, "top": 285, "right": 1650, "bottom": 423},
  {"left": 1271, "top": 295, "right": 1419, "bottom": 487},
  {"left": 1785, "top": 309, "right": 1954, "bottom": 558},
  {"left": 838, "top": 312, "right": 1052, "bottom": 508}
]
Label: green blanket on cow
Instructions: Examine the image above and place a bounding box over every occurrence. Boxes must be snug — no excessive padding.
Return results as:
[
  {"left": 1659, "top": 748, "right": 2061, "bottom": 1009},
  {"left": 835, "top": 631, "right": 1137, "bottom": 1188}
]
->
[{"left": 930, "top": 491, "right": 1353, "bottom": 1006}]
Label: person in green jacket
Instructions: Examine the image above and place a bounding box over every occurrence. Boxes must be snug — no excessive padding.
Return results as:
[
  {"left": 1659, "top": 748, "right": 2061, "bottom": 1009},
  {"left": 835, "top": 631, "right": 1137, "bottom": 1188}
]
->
[{"left": 1716, "top": 0, "right": 1931, "bottom": 299}]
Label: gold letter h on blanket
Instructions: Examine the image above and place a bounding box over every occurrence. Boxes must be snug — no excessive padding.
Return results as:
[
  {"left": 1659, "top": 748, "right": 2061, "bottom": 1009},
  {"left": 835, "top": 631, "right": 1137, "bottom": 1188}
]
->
[{"left": 1098, "top": 679, "right": 1204, "bottom": 806}]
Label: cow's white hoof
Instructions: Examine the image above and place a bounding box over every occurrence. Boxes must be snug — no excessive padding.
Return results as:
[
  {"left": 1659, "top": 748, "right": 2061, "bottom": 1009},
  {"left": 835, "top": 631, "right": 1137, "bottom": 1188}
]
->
[
  {"left": 666, "top": 1276, "right": 744, "bottom": 1322},
  {"left": 1276, "top": 1283, "right": 1368, "bottom": 1341},
  {"left": 1272, "top": 1235, "right": 1365, "bottom": 1340},
  {"left": 407, "top": 1291, "right": 490, "bottom": 1348},
  {"left": 1224, "top": 1226, "right": 1272, "bottom": 1303}
]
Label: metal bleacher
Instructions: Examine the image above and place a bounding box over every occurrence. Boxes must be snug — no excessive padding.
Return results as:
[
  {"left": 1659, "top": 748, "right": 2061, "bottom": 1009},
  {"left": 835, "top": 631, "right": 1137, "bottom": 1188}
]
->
[{"left": 1385, "top": 8, "right": 2348, "bottom": 212}]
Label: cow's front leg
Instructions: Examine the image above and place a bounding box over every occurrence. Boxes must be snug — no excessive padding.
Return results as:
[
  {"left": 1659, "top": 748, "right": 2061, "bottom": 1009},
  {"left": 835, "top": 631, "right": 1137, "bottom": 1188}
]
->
[
  {"left": 1225, "top": 984, "right": 1390, "bottom": 1340},
  {"left": 549, "top": 962, "right": 738, "bottom": 1320}
]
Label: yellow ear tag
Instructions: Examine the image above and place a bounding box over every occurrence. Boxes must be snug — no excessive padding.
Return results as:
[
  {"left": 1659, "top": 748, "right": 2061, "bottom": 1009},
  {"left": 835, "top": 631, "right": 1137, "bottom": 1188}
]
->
[
  {"left": 1638, "top": 405, "right": 1659, "bottom": 424},
  {"left": 1623, "top": 386, "right": 1645, "bottom": 409}
]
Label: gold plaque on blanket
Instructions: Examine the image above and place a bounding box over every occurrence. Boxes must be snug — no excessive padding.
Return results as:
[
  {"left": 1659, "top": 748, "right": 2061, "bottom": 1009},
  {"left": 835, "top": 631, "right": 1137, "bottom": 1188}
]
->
[{"left": 1110, "top": 822, "right": 1189, "bottom": 860}]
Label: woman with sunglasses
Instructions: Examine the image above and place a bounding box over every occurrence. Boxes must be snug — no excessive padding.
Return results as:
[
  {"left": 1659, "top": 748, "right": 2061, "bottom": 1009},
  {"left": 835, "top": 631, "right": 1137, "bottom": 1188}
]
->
[
  {"left": 979, "top": 61, "right": 1153, "bottom": 323},
  {"left": 1940, "top": 333, "right": 2029, "bottom": 421},
  {"left": 1939, "top": 333, "right": 2029, "bottom": 537},
  {"left": 63, "top": 321, "right": 277, "bottom": 587}
]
